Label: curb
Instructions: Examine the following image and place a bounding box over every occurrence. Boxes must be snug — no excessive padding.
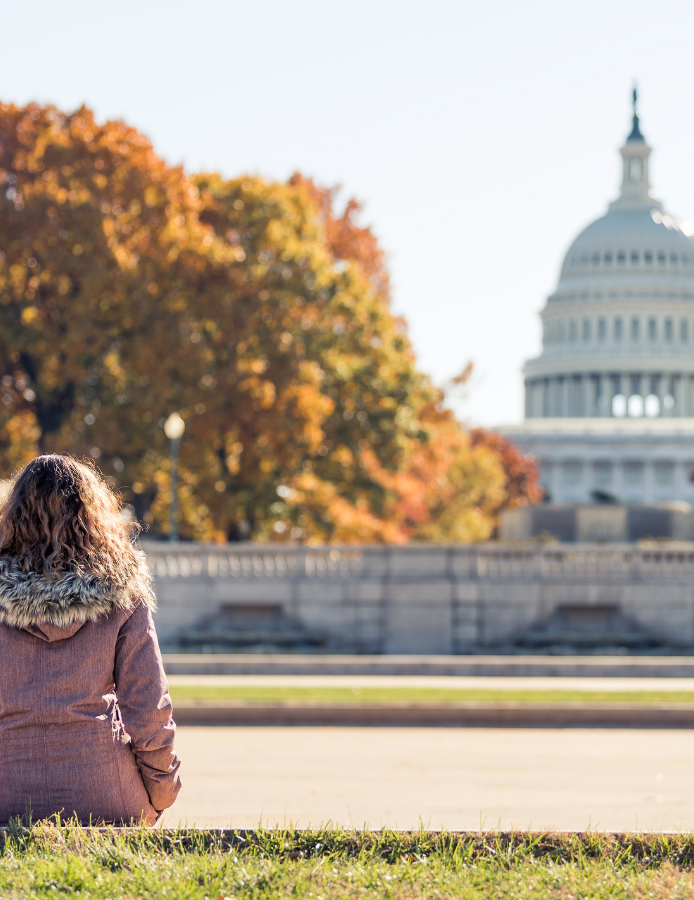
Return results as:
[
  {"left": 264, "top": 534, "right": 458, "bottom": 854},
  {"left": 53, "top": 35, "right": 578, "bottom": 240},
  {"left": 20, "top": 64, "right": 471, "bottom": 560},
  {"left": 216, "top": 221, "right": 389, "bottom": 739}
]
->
[
  {"left": 172, "top": 701, "right": 694, "bottom": 728},
  {"left": 162, "top": 653, "right": 694, "bottom": 678}
]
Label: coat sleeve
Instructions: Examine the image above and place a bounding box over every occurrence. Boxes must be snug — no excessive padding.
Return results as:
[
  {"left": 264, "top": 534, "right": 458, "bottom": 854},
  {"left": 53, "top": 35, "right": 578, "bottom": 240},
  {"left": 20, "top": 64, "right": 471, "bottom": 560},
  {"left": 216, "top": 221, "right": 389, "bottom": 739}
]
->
[{"left": 114, "top": 602, "right": 182, "bottom": 812}]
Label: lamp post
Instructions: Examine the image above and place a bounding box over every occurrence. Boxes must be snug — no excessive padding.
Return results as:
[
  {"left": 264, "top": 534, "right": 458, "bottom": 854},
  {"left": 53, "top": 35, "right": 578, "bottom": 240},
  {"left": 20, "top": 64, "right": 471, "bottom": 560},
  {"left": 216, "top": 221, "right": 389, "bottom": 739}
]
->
[{"left": 164, "top": 412, "right": 185, "bottom": 543}]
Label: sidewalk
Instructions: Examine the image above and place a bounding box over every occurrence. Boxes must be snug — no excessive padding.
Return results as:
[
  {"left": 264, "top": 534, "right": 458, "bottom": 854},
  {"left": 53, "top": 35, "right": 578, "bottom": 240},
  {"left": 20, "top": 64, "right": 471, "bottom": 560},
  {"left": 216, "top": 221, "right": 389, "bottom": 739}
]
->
[{"left": 161, "top": 726, "right": 694, "bottom": 831}]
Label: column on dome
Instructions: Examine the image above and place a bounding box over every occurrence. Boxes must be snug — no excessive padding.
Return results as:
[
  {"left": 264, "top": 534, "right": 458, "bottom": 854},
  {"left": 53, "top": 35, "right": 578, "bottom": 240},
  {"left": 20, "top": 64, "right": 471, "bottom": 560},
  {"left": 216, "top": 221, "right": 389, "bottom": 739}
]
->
[
  {"left": 581, "top": 375, "right": 592, "bottom": 416},
  {"left": 580, "top": 376, "right": 588, "bottom": 416},
  {"left": 655, "top": 373, "right": 665, "bottom": 418},
  {"left": 610, "top": 373, "right": 622, "bottom": 416},
  {"left": 566, "top": 375, "right": 582, "bottom": 418},
  {"left": 525, "top": 379, "right": 546, "bottom": 418},
  {"left": 684, "top": 376, "right": 692, "bottom": 417},
  {"left": 599, "top": 374, "right": 611, "bottom": 417},
  {"left": 674, "top": 375, "right": 684, "bottom": 417},
  {"left": 587, "top": 374, "right": 599, "bottom": 416},
  {"left": 562, "top": 378, "right": 570, "bottom": 418},
  {"left": 685, "top": 376, "right": 694, "bottom": 417},
  {"left": 579, "top": 376, "right": 587, "bottom": 416},
  {"left": 678, "top": 374, "right": 689, "bottom": 416}
]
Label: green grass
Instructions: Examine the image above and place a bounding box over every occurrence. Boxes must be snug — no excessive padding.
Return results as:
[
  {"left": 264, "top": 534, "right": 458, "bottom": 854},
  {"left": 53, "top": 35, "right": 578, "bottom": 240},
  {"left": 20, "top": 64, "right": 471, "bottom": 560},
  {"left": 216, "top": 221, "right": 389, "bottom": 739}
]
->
[
  {"left": 169, "top": 685, "right": 694, "bottom": 705},
  {"left": 5, "top": 823, "right": 694, "bottom": 898}
]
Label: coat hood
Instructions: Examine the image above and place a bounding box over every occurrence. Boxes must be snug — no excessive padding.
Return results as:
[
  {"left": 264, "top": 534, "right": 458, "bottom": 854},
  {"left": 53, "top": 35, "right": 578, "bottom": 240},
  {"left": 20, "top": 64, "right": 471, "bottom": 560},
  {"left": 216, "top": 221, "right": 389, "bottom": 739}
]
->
[{"left": 0, "top": 549, "right": 156, "bottom": 633}]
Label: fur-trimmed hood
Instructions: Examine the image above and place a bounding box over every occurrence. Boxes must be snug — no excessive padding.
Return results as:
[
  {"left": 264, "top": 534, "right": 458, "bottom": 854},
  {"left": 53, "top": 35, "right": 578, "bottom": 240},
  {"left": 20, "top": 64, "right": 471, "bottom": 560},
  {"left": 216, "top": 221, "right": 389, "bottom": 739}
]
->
[{"left": 0, "top": 549, "right": 156, "bottom": 633}]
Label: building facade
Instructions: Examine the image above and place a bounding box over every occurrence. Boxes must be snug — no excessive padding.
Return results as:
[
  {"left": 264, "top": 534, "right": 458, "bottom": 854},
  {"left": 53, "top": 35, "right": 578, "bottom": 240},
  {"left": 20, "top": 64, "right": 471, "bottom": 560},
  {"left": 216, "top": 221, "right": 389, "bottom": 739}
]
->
[{"left": 502, "top": 94, "right": 694, "bottom": 504}]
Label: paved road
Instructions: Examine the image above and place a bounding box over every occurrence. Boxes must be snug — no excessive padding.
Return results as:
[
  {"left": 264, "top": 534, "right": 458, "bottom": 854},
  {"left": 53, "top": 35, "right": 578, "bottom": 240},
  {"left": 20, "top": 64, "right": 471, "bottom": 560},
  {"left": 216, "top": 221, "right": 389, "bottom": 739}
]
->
[{"left": 161, "top": 726, "right": 694, "bottom": 832}]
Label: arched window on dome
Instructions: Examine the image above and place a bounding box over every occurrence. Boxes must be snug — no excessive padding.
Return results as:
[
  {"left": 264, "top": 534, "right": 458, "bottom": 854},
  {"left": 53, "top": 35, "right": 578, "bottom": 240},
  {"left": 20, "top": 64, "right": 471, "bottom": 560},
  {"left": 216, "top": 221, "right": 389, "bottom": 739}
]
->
[
  {"left": 648, "top": 317, "right": 657, "bottom": 341},
  {"left": 592, "top": 252, "right": 600, "bottom": 266},
  {"left": 614, "top": 317, "right": 623, "bottom": 342},
  {"left": 631, "top": 251, "right": 640, "bottom": 264},
  {"left": 617, "top": 251, "right": 626, "bottom": 264},
  {"left": 665, "top": 318, "right": 674, "bottom": 342},
  {"left": 631, "top": 317, "right": 640, "bottom": 341},
  {"left": 598, "top": 317, "right": 607, "bottom": 341},
  {"left": 670, "top": 252, "right": 678, "bottom": 264},
  {"left": 629, "top": 159, "right": 642, "bottom": 182},
  {"left": 680, "top": 318, "right": 688, "bottom": 343},
  {"left": 604, "top": 251, "right": 613, "bottom": 264},
  {"left": 683, "top": 255, "right": 690, "bottom": 266},
  {"left": 582, "top": 318, "right": 591, "bottom": 341},
  {"left": 658, "top": 251, "right": 666, "bottom": 264},
  {"left": 644, "top": 251, "right": 653, "bottom": 264}
]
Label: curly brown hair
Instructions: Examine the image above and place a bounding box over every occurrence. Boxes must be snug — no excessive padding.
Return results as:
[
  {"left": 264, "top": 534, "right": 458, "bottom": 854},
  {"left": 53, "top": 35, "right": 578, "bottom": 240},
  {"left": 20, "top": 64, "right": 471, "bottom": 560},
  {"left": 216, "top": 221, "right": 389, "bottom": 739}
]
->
[{"left": 0, "top": 455, "right": 140, "bottom": 577}]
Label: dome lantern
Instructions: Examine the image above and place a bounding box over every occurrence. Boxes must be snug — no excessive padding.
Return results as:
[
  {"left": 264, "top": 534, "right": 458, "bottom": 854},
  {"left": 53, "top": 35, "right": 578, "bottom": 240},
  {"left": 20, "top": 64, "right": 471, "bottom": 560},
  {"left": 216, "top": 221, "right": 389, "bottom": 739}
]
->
[{"left": 610, "top": 87, "right": 660, "bottom": 211}]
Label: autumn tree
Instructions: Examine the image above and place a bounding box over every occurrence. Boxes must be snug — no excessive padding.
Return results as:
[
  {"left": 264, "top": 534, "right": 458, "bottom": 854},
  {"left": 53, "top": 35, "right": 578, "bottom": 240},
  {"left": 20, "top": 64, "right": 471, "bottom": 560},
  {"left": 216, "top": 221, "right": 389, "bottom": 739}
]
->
[
  {"left": 469, "top": 428, "right": 544, "bottom": 514},
  {"left": 0, "top": 101, "right": 539, "bottom": 542}
]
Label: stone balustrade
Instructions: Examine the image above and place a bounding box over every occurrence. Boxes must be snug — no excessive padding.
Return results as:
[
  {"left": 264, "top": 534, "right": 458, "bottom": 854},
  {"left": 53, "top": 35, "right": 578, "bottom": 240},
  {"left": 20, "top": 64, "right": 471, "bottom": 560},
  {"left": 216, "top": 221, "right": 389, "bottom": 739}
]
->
[{"left": 143, "top": 541, "right": 694, "bottom": 653}]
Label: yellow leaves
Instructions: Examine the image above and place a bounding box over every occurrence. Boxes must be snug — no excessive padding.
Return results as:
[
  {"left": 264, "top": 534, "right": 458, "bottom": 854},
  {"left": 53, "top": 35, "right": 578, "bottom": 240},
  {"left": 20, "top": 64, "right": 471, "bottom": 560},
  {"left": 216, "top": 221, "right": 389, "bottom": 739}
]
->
[
  {"left": 20, "top": 306, "right": 39, "bottom": 325},
  {"left": 111, "top": 245, "right": 130, "bottom": 269},
  {"left": 102, "top": 350, "right": 125, "bottom": 382},
  {"left": 237, "top": 376, "right": 276, "bottom": 409},
  {"left": 226, "top": 454, "right": 241, "bottom": 475},
  {"left": 144, "top": 187, "right": 158, "bottom": 208},
  {"left": 332, "top": 444, "right": 355, "bottom": 467},
  {"left": 236, "top": 357, "right": 268, "bottom": 375},
  {"left": 296, "top": 359, "right": 325, "bottom": 386},
  {"left": 1, "top": 409, "right": 41, "bottom": 472}
]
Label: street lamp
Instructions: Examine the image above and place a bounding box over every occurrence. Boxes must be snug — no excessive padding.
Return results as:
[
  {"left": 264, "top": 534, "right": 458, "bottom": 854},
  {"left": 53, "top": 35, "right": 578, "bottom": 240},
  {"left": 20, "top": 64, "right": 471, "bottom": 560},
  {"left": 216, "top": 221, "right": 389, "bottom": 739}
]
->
[{"left": 164, "top": 412, "right": 185, "bottom": 543}]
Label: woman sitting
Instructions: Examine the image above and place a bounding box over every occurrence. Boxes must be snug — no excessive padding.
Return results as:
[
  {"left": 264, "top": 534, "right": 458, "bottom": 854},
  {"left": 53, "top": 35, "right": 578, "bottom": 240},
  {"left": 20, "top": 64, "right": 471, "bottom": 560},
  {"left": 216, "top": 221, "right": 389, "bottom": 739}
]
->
[{"left": 0, "top": 454, "right": 181, "bottom": 825}]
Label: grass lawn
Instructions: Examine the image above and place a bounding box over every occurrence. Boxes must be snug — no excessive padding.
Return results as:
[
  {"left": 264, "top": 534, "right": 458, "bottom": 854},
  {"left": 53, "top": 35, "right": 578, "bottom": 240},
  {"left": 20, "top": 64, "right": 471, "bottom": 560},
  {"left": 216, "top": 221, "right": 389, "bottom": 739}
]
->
[
  {"left": 168, "top": 685, "right": 694, "bottom": 705},
  {"left": 4, "top": 824, "right": 694, "bottom": 898}
]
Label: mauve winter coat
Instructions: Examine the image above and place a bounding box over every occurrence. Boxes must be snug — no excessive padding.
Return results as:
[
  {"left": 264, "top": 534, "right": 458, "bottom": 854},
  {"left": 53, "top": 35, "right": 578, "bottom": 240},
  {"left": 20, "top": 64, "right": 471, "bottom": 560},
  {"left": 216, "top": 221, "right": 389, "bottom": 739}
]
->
[{"left": 0, "top": 553, "right": 181, "bottom": 825}]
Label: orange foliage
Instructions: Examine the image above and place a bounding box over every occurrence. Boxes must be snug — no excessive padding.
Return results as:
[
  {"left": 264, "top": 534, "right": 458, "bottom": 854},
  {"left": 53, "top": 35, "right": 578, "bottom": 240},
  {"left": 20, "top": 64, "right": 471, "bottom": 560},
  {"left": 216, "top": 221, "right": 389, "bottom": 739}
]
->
[
  {"left": 0, "top": 101, "right": 539, "bottom": 543},
  {"left": 288, "top": 173, "right": 391, "bottom": 302},
  {"left": 469, "top": 428, "right": 544, "bottom": 510}
]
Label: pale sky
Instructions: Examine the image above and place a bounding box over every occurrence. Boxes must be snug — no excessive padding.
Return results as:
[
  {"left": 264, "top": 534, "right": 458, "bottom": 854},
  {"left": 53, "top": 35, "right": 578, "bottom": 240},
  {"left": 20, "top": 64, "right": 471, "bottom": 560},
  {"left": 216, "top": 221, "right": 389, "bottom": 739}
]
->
[{"left": 3, "top": 0, "right": 694, "bottom": 426}]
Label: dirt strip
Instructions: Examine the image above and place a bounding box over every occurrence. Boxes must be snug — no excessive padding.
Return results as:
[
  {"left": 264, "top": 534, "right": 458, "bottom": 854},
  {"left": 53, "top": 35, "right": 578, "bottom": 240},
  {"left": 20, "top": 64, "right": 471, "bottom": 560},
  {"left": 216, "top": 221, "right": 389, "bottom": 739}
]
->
[{"left": 172, "top": 701, "right": 694, "bottom": 727}]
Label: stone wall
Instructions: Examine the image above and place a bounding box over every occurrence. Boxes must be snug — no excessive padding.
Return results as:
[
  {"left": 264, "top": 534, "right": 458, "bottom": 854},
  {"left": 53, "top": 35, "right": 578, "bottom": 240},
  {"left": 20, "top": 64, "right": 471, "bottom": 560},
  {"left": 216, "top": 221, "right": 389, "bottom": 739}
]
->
[{"left": 144, "top": 542, "right": 694, "bottom": 653}]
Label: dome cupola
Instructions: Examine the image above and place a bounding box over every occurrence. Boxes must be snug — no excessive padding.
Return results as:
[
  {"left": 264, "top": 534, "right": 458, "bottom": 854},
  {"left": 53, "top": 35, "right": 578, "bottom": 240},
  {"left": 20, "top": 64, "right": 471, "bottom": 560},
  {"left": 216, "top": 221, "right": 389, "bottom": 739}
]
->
[{"left": 609, "top": 87, "right": 658, "bottom": 211}]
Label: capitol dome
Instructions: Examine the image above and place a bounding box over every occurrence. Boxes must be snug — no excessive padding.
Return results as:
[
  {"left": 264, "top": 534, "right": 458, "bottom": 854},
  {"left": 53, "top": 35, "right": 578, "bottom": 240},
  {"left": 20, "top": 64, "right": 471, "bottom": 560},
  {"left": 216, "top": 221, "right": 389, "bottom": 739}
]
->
[
  {"left": 560, "top": 209, "right": 694, "bottom": 283},
  {"left": 524, "top": 93, "right": 694, "bottom": 420}
]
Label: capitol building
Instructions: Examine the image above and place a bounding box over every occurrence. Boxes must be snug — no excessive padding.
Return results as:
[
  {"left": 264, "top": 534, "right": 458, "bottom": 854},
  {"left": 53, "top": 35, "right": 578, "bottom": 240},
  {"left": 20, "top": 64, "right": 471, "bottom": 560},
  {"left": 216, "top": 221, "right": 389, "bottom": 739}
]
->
[{"left": 502, "top": 94, "right": 694, "bottom": 507}]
